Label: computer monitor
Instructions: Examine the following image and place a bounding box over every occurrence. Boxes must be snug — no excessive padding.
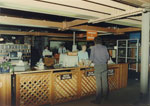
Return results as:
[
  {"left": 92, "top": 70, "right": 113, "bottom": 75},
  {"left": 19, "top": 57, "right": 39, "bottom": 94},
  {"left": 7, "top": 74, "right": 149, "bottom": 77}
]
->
[{"left": 9, "top": 51, "right": 22, "bottom": 60}]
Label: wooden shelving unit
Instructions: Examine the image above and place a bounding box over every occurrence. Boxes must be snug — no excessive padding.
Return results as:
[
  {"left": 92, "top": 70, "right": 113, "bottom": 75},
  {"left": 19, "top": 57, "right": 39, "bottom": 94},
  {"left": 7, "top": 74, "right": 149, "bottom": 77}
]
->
[
  {"left": 0, "top": 44, "right": 31, "bottom": 61},
  {"left": 116, "top": 39, "right": 140, "bottom": 72}
]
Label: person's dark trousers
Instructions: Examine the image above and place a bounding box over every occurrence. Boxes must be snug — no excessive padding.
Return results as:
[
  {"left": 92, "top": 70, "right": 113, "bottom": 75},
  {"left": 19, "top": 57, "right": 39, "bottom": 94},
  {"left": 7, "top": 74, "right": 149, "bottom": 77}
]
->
[{"left": 94, "top": 64, "right": 109, "bottom": 103}]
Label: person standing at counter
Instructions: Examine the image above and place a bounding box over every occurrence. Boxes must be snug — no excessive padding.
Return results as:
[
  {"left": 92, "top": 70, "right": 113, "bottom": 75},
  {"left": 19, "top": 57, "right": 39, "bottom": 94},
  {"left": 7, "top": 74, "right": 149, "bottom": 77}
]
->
[
  {"left": 31, "top": 46, "right": 40, "bottom": 67},
  {"left": 87, "top": 43, "right": 94, "bottom": 58},
  {"left": 90, "top": 37, "right": 109, "bottom": 104},
  {"left": 42, "top": 46, "right": 52, "bottom": 57},
  {"left": 78, "top": 44, "right": 89, "bottom": 64},
  {"left": 58, "top": 44, "right": 67, "bottom": 54}
]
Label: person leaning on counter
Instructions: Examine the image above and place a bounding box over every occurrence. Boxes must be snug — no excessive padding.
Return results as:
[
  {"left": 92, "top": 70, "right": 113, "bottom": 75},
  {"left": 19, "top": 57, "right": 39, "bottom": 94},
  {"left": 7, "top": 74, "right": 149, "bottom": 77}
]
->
[
  {"left": 90, "top": 37, "right": 109, "bottom": 104},
  {"left": 42, "top": 46, "right": 55, "bottom": 67}
]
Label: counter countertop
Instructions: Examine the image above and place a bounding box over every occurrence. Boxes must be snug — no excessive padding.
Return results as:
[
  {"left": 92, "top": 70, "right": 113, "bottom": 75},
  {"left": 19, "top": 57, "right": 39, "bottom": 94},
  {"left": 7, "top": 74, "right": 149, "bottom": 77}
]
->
[{"left": 13, "top": 63, "right": 127, "bottom": 74}]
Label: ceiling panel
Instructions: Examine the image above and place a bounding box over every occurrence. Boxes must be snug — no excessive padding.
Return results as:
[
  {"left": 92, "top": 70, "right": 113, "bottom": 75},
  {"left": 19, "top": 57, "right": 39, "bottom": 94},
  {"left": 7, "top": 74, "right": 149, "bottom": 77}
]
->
[
  {"left": 0, "top": 0, "right": 141, "bottom": 18},
  {"left": 0, "top": 0, "right": 143, "bottom": 28},
  {"left": 0, "top": 0, "right": 102, "bottom": 19},
  {"left": 83, "top": 0, "right": 137, "bottom": 10},
  {"left": 36, "top": 0, "right": 124, "bottom": 15}
]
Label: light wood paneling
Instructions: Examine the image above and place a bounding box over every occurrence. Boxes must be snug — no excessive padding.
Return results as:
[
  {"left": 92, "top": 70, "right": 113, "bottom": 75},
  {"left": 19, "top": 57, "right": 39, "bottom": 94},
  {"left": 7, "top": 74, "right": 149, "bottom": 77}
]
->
[{"left": 0, "top": 74, "right": 12, "bottom": 106}]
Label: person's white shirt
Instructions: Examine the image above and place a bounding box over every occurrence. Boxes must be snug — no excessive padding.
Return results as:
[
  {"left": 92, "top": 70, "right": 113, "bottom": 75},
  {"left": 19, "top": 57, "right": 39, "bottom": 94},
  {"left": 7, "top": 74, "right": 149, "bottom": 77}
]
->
[
  {"left": 58, "top": 47, "right": 66, "bottom": 54},
  {"left": 78, "top": 51, "right": 89, "bottom": 62},
  {"left": 42, "top": 49, "right": 52, "bottom": 57}
]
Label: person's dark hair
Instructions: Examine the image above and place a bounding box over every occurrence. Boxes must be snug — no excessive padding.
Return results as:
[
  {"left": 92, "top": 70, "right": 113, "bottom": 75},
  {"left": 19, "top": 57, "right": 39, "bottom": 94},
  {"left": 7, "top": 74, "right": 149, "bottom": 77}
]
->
[
  {"left": 44, "top": 46, "right": 49, "bottom": 49},
  {"left": 60, "top": 43, "right": 64, "bottom": 47},
  {"left": 79, "top": 44, "right": 86, "bottom": 50},
  {"left": 94, "top": 37, "right": 102, "bottom": 44},
  {"left": 81, "top": 44, "right": 86, "bottom": 47},
  {"left": 87, "top": 42, "right": 94, "bottom": 48}
]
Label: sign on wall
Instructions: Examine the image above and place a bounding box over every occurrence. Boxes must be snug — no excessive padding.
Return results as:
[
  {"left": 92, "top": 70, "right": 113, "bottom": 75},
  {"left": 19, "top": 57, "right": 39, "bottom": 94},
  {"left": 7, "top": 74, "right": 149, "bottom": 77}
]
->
[{"left": 86, "top": 31, "right": 97, "bottom": 41}]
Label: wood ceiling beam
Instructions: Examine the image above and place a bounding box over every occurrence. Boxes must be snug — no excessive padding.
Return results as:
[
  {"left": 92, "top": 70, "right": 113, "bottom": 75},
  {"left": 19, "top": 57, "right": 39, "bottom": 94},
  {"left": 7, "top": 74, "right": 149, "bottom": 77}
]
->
[
  {"left": 116, "top": 27, "right": 141, "bottom": 34},
  {"left": 0, "top": 16, "right": 63, "bottom": 28},
  {"left": 62, "top": 19, "right": 88, "bottom": 30},
  {"left": 0, "top": 16, "right": 142, "bottom": 35},
  {"left": 0, "top": 30, "right": 75, "bottom": 37},
  {"left": 71, "top": 25, "right": 116, "bottom": 33},
  {"left": 0, "top": 26, "right": 141, "bottom": 38},
  {"left": 67, "top": 19, "right": 88, "bottom": 28},
  {"left": 0, "top": 16, "right": 116, "bottom": 33},
  {"left": 49, "top": 38, "right": 86, "bottom": 41}
]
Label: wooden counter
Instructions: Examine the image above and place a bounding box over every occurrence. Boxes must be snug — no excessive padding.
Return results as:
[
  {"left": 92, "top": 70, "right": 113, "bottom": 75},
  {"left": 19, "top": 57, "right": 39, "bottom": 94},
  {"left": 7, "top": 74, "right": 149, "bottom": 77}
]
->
[
  {"left": 0, "top": 63, "right": 128, "bottom": 106},
  {"left": 108, "top": 64, "right": 128, "bottom": 89},
  {"left": 0, "top": 73, "right": 12, "bottom": 106}
]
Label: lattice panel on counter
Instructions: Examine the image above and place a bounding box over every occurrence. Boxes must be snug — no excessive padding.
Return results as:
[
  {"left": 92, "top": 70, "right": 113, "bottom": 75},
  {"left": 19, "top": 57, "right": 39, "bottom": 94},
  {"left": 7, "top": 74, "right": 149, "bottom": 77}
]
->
[
  {"left": 80, "top": 71, "right": 96, "bottom": 97},
  {"left": 108, "top": 75, "right": 118, "bottom": 91},
  {"left": 53, "top": 71, "right": 78, "bottom": 104},
  {"left": 16, "top": 72, "right": 51, "bottom": 106},
  {"left": 80, "top": 70, "right": 118, "bottom": 96}
]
